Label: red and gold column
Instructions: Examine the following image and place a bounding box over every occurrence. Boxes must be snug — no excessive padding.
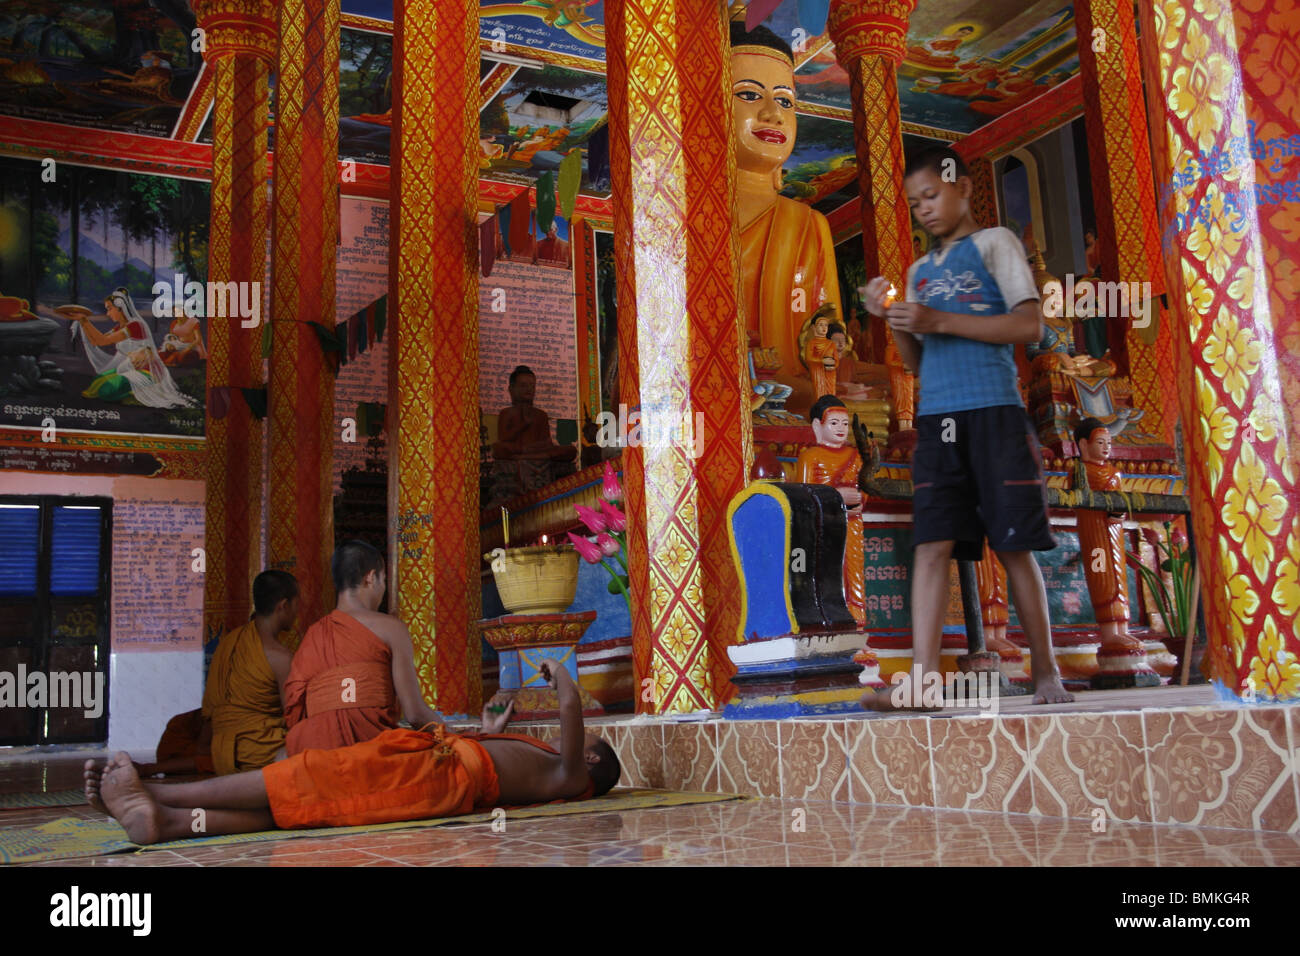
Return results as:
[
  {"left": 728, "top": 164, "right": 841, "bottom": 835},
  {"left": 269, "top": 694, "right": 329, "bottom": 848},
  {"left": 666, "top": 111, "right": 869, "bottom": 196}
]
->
[
  {"left": 267, "top": 0, "right": 339, "bottom": 627},
  {"left": 829, "top": 0, "right": 917, "bottom": 432},
  {"left": 1137, "top": 0, "right": 1300, "bottom": 699},
  {"left": 194, "top": 0, "right": 276, "bottom": 640},
  {"left": 1076, "top": 0, "right": 1178, "bottom": 444},
  {"left": 606, "top": 0, "right": 752, "bottom": 713},
  {"left": 386, "top": 0, "right": 482, "bottom": 714}
]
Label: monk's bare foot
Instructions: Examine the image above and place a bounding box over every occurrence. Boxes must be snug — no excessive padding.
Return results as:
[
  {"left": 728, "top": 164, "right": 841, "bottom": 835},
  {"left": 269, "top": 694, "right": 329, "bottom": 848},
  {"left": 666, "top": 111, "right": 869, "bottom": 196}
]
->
[
  {"left": 100, "top": 752, "right": 164, "bottom": 845},
  {"left": 83, "top": 758, "right": 106, "bottom": 813},
  {"left": 1032, "top": 677, "right": 1075, "bottom": 705}
]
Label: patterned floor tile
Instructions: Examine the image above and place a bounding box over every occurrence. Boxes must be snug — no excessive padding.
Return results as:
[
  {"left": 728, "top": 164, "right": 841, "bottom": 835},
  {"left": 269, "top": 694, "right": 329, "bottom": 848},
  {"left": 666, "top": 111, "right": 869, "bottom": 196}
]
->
[
  {"left": 930, "top": 715, "right": 1033, "bottom": 813},
  {"left": 1027, "top": 712, "right": 1152, "bottom": 823}
]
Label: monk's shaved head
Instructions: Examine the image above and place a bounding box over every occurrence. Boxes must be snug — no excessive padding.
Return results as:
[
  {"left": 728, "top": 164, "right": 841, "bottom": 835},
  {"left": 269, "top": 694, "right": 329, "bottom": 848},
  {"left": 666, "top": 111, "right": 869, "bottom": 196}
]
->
[
  {"left": 587, "top": 737, "right": 620, "bottom": 797},
  {"left": 332, "top": 539, "right": 385, "bottom": 593},
  {"left": 252, "top": 569, "right": 298, "bottom": 616}
]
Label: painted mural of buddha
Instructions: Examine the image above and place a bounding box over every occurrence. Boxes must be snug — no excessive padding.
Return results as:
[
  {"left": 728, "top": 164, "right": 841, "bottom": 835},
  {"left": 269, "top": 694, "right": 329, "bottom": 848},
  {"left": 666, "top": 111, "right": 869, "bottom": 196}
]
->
[{"left": 732, "top": 23, "right": 842, "bottom": 419}]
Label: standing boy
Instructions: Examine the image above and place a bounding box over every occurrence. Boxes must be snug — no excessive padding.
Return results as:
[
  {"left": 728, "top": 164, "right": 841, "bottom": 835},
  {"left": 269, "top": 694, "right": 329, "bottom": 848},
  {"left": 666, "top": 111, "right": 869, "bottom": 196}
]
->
[{"left": 860, "top": 146, "right": 1073, "bottom": 708}]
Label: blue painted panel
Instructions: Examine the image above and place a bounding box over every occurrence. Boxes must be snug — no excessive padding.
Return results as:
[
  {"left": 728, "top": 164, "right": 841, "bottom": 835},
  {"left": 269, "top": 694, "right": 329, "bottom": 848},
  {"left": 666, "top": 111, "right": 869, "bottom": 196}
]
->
[{"left": 731, "top": 495, "right": 794, "bottom": 639}]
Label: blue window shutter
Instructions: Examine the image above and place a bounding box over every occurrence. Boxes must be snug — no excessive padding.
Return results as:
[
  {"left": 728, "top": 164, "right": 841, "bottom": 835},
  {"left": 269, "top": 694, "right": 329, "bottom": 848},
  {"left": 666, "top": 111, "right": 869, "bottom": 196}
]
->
[
  {"left": 0, "top": 504, "right": 40, "bottom": 596},
  {"left": 51, "top": 506, "right": 103, "bottom": 596}
]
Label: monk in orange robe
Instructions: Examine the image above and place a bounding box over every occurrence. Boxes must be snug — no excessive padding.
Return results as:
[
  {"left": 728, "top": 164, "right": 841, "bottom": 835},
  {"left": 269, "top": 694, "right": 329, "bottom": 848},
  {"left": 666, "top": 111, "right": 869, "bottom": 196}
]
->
[
  {"left": 796, "top": 395, "right": 866, "bottom": 625},
  {"left": 284, "top": 539, "right": 443, "bottom": 754},
  {"left": 1073, "top": 418, "right": 1142, "bottom": 655},
  {"left": 732, "top": 24, "right": 842, "bottom": 419},
  {"left": 86, "top": 660, "right": 621, "bottom": 843},
  {"left": 138, "top": 570, "right": 298, "bottom": 777},
  {"left": 802, "top": 308, "right": 839, "bottom": 400}
]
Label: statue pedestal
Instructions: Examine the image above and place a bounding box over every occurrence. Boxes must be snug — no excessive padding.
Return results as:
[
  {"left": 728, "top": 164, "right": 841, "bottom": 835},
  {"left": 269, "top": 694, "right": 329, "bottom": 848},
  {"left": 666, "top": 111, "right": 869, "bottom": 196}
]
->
[
  {"left": 479, "top": 611, "right": 604, "bottom": 719},
  {"left": 1091, "top": 644, "right": 1162, "bottom": 689},
  {"left": 957, "top": 650, "right": 1032, "bottom": 697},
  {"left": 724, "top": 632, "right": 879, "bottom": 718}
]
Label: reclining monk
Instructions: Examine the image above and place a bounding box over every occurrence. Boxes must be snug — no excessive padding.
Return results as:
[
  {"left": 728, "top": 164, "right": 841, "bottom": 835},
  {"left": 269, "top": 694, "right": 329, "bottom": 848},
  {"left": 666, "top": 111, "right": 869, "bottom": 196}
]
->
[
  {"left": 84, "top": 660, "right": 620, "bottom": 844},
  {"left": 135, "top": 570, "right": 299, "bottom": 777},
  {"left": 283, "top": 540, "right": 442, "bottom": 754}
]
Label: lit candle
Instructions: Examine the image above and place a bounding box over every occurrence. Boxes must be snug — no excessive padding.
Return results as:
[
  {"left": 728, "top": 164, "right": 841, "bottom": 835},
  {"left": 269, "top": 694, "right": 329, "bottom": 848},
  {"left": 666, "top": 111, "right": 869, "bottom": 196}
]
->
[{"left": 883, "top": 284, "right": 898, "bottom": 308}]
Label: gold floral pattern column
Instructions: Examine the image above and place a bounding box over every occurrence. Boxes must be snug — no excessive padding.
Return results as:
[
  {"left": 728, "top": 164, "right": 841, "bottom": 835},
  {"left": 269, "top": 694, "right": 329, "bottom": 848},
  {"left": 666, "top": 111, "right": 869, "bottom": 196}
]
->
[
  {"left": 267, "top": 0, "right": 339, "bottom": 627},
  {"left": 606, "top": 0, "right": 752, "bottom": 712},
  {"left": 194, "top": 0, "right": 276, "bottom": 640},
  {"left": 828, "top": 0, "right": 918, "bottom": 431},
  {"left": 1137, "top": 0, "right": 1299, "bottom": 699},
  {"left": 387, "top": 0, "right": 482, "bottom": 714}
]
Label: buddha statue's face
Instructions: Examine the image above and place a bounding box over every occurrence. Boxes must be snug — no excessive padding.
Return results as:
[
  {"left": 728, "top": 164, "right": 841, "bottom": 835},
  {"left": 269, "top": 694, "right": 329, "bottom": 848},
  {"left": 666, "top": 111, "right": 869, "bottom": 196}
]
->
[
  {"left": 1080, "top": 427, "right": 1111, "bottom": 464},
  {"left": 731, "top": 50, "right": 797, "bottom": 180},
  {"left": 812, "top": 408, "right": 851, "bottom": 448}
]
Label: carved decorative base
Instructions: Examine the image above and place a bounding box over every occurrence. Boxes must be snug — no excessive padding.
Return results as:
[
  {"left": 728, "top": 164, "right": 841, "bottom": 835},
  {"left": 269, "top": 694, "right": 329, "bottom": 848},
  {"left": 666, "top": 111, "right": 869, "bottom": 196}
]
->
[
  {"left": 1091, "top": 646, "right": 1163, "bottom": 689},
  {"left": 725, "top": 631, "right": 874, "bottom": 718},
  {"left": 480, "top": 611, "right": 605, "bottom": 719},
  {"left": 957, "top": 651, "right": 1033, "bottom": 697}
]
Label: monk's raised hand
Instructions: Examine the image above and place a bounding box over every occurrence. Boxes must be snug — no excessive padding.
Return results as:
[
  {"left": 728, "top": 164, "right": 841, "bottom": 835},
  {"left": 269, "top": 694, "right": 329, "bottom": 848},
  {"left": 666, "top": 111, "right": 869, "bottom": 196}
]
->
[{"left": 538, "top": 659, "right": 559, "bottom": 688}]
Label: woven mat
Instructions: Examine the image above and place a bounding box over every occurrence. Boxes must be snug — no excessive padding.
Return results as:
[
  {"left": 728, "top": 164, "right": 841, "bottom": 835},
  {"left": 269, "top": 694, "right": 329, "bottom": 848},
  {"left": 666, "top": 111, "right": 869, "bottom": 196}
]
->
[
  {"left": 0, "top": 789, "right": 85, "bottom": 810},
  {"left": 0, "top": 788, "right": 745, "bottom": 865}
]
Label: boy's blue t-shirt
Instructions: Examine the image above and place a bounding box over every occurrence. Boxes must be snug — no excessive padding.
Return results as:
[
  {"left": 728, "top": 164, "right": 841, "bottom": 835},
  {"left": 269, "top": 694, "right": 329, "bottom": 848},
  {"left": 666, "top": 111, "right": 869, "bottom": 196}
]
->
[{"left": 904, "top": 227, "right": 1040, "bottom": 416}]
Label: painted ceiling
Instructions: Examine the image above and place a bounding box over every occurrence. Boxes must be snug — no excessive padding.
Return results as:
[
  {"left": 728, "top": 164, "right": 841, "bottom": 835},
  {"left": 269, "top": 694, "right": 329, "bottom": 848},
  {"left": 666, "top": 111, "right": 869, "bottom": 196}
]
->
[{"left": 0, "top": 1, "right": 1083, "bottom": 209}]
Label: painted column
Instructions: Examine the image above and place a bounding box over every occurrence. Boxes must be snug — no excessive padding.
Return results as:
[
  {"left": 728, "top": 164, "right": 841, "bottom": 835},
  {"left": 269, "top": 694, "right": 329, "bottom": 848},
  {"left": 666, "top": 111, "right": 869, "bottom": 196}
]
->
[
  {"left": 267, "top": 0, "right": 339, "bottom": 628},
  {"left": 829, "top": 0, "right": 918, "bottom": 433},
  {"left": 194, "top": 0, "right": 276, "bottom": 641},
  {"left": 1076, "top": 0, "right": 1178, "bottom": 444},
  {"left": 606, "top": 0, "right": 752, "bottom": 712},
  {"left": 966, "top": 156, "right": 998, "bottom": 230},
  {"left": 1137, "top": 0, "right": 1300, "bottom": 699},
  {"left": 387, "top": 0, "right": 482, "bottom": 714}
]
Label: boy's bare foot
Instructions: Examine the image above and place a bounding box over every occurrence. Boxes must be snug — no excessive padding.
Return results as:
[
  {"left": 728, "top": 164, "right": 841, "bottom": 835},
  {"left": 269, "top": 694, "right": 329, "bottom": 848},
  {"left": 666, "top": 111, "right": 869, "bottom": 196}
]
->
[
  {"left": 859, "top": 684, "right": 943, "bottom": 713},
  {"left": 1032, "top": 677, "right": 1075, "bottom": 705},
  {"left": 100, "top": 752, "right": 164, "bottom": 845},
  {"left": 83, "top": 758, "right": 106, "bottom": 813}
]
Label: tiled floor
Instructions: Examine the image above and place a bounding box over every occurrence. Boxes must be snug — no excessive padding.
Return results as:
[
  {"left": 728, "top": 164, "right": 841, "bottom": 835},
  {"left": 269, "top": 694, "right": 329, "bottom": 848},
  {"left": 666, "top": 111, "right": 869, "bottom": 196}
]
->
[{"left": 6, "top": 797, "right": 1300, "bottom": 866}]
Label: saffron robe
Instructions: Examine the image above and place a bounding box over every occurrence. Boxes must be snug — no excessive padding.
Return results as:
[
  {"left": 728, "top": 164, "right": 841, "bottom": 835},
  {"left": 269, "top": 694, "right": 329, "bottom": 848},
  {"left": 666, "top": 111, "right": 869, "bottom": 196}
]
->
[
  {"left": 1077, "top": 460, "right": 1130, "bottom": 625},
  {"left": 740, "top": 196, "right": 842, "bottom": 384},
  {"left": 796, "top": 442, "right": 866, "bottom": 625},
  {"left": 203, "top": 621, "right": 288, "bottom": 776},
  {"left": 284, "top": 610, "right": 401, "bottom": 756},
  {"left": 153, "top": 707, "right": 214, "bottom": 775},
  {"left": 263, "top": 727, "right": 593, "bottom": 829}
]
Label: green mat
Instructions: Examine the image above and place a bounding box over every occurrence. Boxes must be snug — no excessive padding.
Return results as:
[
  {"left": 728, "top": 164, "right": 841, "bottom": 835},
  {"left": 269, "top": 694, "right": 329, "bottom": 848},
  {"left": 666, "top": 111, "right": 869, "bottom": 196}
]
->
[
  {"left": 0, "top": 789, "right": 85, "bottom": 810},
  {"left": 0, "top": 788, "right": 745, "bottom": 865}
]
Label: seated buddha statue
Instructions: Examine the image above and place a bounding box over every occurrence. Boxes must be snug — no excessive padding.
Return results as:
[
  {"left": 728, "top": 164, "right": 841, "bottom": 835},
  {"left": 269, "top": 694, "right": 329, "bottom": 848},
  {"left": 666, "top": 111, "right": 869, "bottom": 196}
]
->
[
  {"left": 490, "top": 365, "right": 577, "bottom": 497},
  {"left": 731, "top": 22, "right": 842, "bottom": 420}
]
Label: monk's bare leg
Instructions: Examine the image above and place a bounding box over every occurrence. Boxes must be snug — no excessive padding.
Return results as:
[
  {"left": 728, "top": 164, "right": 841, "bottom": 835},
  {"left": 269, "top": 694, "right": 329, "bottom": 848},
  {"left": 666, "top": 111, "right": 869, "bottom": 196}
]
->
[
  {"left": 97, "top": 753, "right": 275, "bottom": 844},
  {"left": 998, "top": 549, "right": 1074, "bottom": 704},
  {"left": 862, "top": 539, "right": 951, "bottom": 712}
]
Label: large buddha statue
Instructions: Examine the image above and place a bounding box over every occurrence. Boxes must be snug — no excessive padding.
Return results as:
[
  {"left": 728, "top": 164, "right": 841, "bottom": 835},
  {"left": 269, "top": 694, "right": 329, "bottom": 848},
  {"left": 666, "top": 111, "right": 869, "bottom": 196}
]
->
[{"left": 732, "top": 23, "right": 842, "bottom": 420}]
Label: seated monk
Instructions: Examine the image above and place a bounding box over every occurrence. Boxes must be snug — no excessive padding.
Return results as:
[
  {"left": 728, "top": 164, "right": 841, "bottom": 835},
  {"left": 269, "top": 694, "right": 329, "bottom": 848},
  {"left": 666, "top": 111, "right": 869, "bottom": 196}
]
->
[
  {"left": 84, "top": 660, "right": 621, "bottom": 844},
  {"left": 491, "top": 365, "right": 577, "bottom": 463},
  {"left": 284, "top": 540, "right": 442, "bottom": 754},
  {"left": 138, "top": 570, "right": 298, "bottom": 776}
]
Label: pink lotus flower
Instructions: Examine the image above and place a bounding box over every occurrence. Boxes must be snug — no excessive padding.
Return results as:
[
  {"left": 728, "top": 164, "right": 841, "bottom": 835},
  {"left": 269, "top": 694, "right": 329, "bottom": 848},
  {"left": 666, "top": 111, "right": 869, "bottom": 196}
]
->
[
  {"left": 574, "top": 504, "right": 608, "bottom": 534},
  {"left": 1141, "top": 527, "right": 1161, "bottom": 549},
  {"left": 597, "top": 532, "right": 620, "bottom": 557},
  {"left": 598, "top": 498, "right": 626, "bottom": 532},
  {"left": 1171, "top": 528, "right": 1188, "bottom": 550},
  {"left": 567, "top": 532, "right": 603, "bottom": 564},
  {"left": 601, "top": 461, "right": 623, "bottom": 502}
]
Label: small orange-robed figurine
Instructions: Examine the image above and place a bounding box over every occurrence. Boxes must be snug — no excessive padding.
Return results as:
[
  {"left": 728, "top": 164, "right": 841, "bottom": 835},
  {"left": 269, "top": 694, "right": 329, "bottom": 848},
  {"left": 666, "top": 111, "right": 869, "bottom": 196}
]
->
[
  {"left": 1073, "top": 417, "right": 1140, "bottom": 654},
  {"left": 801, "top": 306, "right": 839, "bottom": 401},
  {"left": 796, "top": 395, "right": 866, "bottom": 625}
]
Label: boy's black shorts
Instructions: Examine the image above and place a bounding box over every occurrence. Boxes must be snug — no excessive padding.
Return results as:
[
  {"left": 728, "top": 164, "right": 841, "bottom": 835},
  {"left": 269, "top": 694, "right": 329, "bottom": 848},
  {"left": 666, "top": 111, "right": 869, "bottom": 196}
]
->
[{"left": 911, "top": 404, "right": 1056, "bottom": 561}]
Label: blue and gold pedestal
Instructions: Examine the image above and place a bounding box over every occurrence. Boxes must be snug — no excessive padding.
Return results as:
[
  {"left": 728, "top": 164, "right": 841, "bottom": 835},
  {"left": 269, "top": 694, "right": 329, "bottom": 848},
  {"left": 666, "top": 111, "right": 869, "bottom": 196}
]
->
[{"left": 479, "top": 611, "right": 605, "bottom": 719}]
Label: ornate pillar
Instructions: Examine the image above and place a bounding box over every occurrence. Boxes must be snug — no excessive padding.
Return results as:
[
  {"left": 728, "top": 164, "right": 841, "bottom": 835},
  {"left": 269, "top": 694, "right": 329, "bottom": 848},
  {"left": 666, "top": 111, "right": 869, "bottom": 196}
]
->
[
  {"left": 965, "top": 156, "right": 997, "bottom": 230},
  {"left": 267, "top": 0, "right": 339, "bottom": 628},
  {"left": 606, "top": 0, "right": 752, "bottom": 712},
  {"left": 387, "top": 0, "right": 482, "bottom": 714},
  {"left": 1137, "top": 0, "right": 1300, "bottom": 699},
  {"left": 194, "top": 0, "right": 276, "bottom": 640},
  {"left": 829, "top": 0, "right": 917, "bottom": 433},
  {"left": 1076, "top": 0, "right": 1178, "bottom": 444}
]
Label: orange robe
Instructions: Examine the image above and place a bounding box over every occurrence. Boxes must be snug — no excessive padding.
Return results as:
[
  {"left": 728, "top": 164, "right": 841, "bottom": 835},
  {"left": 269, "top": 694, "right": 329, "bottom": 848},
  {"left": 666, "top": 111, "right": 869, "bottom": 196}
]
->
[
  {"left": 203, "top": 621, "right": 288, "bottom": 776},
  {"left": 804, "top": 334, "right": 838, "bottom": 400},
  {"left": 153, "top": 708, "right": 214, "bottom": 774},
  {"left": 740, "top": 196, "right": 842, "bottom": 384},
  {"left": 284, "top": 610, "right": 401, "bottom": 756},
  {"left": 796, "top": 443, "right": 865, "bottom": 625},
  {"left": 1077, "top": 460, "right": 1129, "bottom": 625},
  {"left": 262, "top": 727, "right": 592, "bottom": 829}
]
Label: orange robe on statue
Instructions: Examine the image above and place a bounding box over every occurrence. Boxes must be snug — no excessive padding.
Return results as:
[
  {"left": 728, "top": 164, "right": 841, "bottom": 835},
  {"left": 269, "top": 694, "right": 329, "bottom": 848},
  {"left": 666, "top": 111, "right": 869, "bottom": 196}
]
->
[
  {"left": 1076, "top": 460, "right": 1130, "bottom": 626},
  {"left": 262, "top": 727, "right": 592, "bottom": 829},
  {"left": 284, "top": 610, "right": 401, "bottom": 756},
  {"left": 203, "top": 620, "right": 289, "bottom": 776},
  {"left": 804, "top": 334, "right": 838, "bottom": 400},
  {"left": 796, "top": 443, "right": 865, "bottom": 625},
  {"left": 740, "top": 196, "right": 842, "bottom": 383}
]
